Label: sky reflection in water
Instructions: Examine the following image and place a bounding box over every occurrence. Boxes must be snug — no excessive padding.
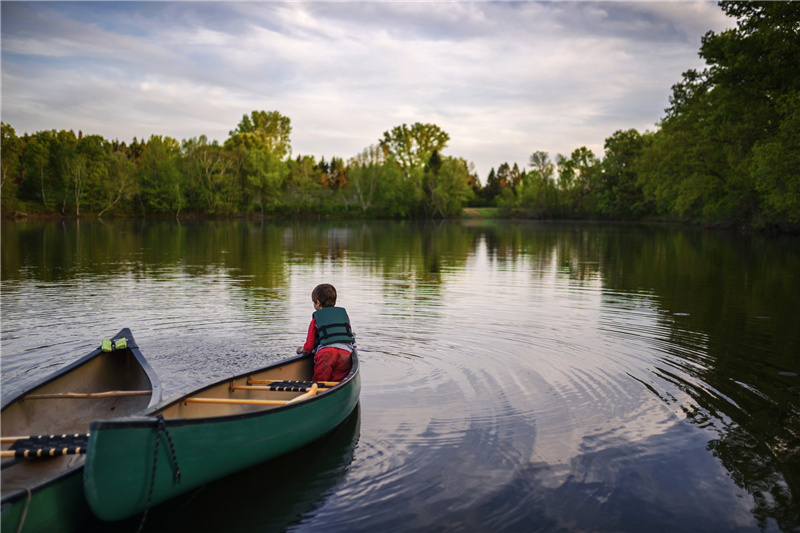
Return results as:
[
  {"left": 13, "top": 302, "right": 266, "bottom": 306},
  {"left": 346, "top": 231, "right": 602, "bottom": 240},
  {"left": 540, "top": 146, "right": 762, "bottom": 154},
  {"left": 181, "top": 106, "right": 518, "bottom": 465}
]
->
[{"left": 2, "top": 219, "right": 798, "bottom": 532}]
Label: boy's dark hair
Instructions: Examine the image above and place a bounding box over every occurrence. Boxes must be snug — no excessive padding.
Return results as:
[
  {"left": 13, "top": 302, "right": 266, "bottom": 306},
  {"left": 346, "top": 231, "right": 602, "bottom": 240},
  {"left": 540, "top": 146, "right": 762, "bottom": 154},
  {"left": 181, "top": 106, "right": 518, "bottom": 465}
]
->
[{"left": 312, "top": 284, "right": 337, "bottom": 307}]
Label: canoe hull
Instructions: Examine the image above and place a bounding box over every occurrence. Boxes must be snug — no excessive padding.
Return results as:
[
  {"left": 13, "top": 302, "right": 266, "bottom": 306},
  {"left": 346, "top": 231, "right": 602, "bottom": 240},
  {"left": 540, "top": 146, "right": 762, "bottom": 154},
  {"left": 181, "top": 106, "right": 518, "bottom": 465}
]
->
[
  {"left": 84, "top": 351, "right": 361, "bottom": 522},
  {"left": 0, "top": 469, "right": 87, "bottom": 533},
  {"left": 1, "top": 328, "right": 160, "bottom": 533}
]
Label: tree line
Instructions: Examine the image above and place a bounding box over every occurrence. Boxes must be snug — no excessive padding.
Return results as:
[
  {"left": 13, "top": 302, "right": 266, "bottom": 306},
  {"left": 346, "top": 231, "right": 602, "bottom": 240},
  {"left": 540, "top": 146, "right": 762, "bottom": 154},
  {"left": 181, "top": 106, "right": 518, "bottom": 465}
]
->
[
  {"left": 1, "top": 115, "right": 473, "bottom": 220},
  {"left": 1, "top": 1, "right": 798, "bottom": 231}
]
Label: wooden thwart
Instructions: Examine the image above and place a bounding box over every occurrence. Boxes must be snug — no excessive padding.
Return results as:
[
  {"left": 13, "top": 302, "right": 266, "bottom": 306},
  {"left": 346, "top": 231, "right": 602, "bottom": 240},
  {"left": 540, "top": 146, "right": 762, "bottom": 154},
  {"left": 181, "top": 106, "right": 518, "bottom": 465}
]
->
[
  {"left": 184, "top": 397, "right": 288, "bottom": 406},
  {"left": 185, "top": 384, "right": 319, "bottom": 407},
  {"left": 23, "top": 390, "right": 151, "bottom": 400},
  {"left": 1, "top": 433, "right": 90, "bottom": 444},
  {"left": 1, "top": 436, "right": 30, "bottom": 444}
]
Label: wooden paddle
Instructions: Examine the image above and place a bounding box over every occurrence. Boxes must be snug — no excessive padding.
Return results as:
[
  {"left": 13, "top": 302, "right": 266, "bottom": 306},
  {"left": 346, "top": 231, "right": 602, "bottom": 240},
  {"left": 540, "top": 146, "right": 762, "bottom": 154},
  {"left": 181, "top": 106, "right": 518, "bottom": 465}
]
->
[{"left": 288, "top": 384, "right": 319, "bottom": 403}]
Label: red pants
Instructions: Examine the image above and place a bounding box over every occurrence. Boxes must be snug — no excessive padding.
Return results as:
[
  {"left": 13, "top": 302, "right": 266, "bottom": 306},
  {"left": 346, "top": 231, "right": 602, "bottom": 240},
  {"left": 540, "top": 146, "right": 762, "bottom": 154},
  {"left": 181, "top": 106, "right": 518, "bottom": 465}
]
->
[{"left": 313, "top": 347, "right": 352, "bottom": 382}]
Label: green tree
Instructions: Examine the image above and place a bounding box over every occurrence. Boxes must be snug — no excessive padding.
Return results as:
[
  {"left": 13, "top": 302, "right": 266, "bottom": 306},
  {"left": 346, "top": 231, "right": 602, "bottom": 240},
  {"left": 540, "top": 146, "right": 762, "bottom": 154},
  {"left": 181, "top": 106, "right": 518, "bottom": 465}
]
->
[
  {"left": 75, "top": 134, "right": 116, "bottom": 217},
  {"left": 598, "top": 129, "right": 648, "bottom": 219},
  {"left": 182, "top": 136, "right": 236, "bottom": 214},
  {"left": 64, "top": 151, "right": 88, "bottom": 216},
  {"left": 422, "top": 151, "right": 473, "bottom": 217},
  {"left": 285, "top": 155, "right": 324, "bottom": 214},
  {"left": 21, "top": 131, "right": 53, "bottom": 209},
  {"left": 555, "top": 148, "right": 599, "bottom": 216},
  {"left": 483, "top": 164, "right": 513, "bottom": 205},
  {"left": 97, "top": 150, "right": 137, "bottom": 217},
  {"left": 379, "top": 122, "right": 450, "bottom": 178},
  {"left": 750, "top": 92, "right": 800, "bottom": 229},
  {"left": 242, "top": 147, "right": 286, "bottom": 215},
  {"left": 348, "top": 145, "right": 384, "bottom": 214},
  {"left": 226, "top": 110, "right": 292, "bottom": 159},
  {"left": 494, "top": 163, "right": 517, "bottom": 208},
  {"left": 1, "top": 123, "right": 23, "bottom": 213},
  {"left": 46, "top": 130, "right": 79, "bottom": 215},
  {"left": 325, "top": 157, "right": 347, "bottom": 190},
  {"left": 139, "top": 135, "right": 182, "bottom": 215},
  {"left": 527, "top": 150, "right": 556, "bottom": 211},
  {"left": 649, "top": 1, "right": 800, "bottom": 226}
]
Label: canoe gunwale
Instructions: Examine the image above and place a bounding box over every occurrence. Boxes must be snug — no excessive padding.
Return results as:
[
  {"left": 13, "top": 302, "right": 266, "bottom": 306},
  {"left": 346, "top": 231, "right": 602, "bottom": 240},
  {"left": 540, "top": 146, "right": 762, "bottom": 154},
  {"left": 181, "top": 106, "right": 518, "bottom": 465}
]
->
[{"left": 89, "top": 348, "right": 360, "bottom": 431}]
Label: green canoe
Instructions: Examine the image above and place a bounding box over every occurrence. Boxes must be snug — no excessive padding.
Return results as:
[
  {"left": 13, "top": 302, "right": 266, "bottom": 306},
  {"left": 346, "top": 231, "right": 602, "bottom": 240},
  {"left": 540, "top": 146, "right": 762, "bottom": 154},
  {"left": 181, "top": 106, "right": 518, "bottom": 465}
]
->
[
  {"left": 1, "top": 329, "right": 161, "bottom": 533},
  {"left": 83, "top": 348, "right": 361, "bottom": 522}
]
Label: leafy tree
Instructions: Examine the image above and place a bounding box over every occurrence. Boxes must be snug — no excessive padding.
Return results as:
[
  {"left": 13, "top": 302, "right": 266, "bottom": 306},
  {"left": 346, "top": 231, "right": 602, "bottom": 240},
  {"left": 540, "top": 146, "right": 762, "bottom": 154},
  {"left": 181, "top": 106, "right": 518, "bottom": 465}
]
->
[
  {"left": 483, "top": 164, "right": 513, "bottom": 205},
  {"left": 48, "top": 130, "right": 79, "bottom": 215},
  {"left": 324, "top": 157, "right": 347, "bottom": 190},
  {"left": 226, "top": 110, "right": 292, "bottom": 159},
  {"left": 242, "top": 147, "right": 286, "bottom": 215},
  {"left": 96, "top": 150, "right": 137, "bottom": 217},
  {"left": 494, "top": 163, "right": 517, "bottom": 208},
  {"left": 139, "top": 135, "right": 182, "bottom": 215},
  {"left": 21, "top": 131, "right": 53, "bottom": 209},
  {"left": 422, "top": 151, "right": 473, "bottom": 217},
  {"left": 555, "top": 148, "right": 599, "bottom": 216},
  {"left": 285, "top": 154, "right": 325, "bottom": 214},
  {"left": 526, "top": 150, "right": 556, "bottom": 212},
  {"left": 750, "top": 92, "right": 800, "bottom": 229},
  {"left": 1, "top": 123, "right": 23, "bottom": 213},
  {"left": 379, "top": 122, "right": 450, "bottom": 178},
  {"left": 182, "top": 136, "right": 236, "bottom": 214},
  {"left": 598, "top": 129, "right": 648, "bottom": 219},
  {"left": 74, "top": 134, "right": 115, "bottom": 216},
  {"left": 348, "top": 145, "right": 384, "bottom": 213},
  {"left": 649, "top": 1, "right": 800, "bottom": 226}
]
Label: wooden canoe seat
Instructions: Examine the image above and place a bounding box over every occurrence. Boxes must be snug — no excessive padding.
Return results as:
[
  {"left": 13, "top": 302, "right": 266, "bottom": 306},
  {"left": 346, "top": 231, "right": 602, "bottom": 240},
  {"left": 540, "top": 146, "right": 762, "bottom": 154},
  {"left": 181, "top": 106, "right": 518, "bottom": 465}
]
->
[
  {"left": 1, "top": 433, "right": 90, "bottom": 459},
  {"left": 245, "top": 379, "right": 339, "bottom": 388}
]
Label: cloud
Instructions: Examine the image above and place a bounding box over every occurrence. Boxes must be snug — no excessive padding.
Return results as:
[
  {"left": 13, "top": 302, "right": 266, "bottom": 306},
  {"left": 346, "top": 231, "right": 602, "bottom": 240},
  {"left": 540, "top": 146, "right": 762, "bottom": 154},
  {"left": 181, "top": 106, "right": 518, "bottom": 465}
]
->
[{"left": 1, "top": 1, "right": 732, "bottom": 180}]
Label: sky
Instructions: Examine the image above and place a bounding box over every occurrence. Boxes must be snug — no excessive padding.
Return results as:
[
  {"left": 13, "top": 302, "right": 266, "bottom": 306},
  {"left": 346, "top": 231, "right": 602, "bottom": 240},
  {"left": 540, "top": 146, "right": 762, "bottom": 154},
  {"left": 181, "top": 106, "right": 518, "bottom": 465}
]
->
[{"left": 1, "top": 1, "right": 733, "bottom": 182}]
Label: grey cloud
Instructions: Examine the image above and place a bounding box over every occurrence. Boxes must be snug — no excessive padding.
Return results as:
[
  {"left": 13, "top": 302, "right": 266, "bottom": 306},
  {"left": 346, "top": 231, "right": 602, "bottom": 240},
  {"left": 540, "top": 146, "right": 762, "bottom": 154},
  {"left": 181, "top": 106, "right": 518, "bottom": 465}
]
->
[{"left": 1, "top": 1, "right": 732, "bottom": 180}]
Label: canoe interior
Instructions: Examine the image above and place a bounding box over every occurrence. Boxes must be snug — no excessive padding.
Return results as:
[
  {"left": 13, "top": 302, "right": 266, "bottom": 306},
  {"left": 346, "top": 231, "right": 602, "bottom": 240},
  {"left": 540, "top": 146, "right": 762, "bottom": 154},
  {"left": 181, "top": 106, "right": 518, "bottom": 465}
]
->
[
  {"left": 1, "top": 346, "right": 154, "bottom": 499},
  {"left": 158, "top": 356, "right": 315, "bottom": 419}
]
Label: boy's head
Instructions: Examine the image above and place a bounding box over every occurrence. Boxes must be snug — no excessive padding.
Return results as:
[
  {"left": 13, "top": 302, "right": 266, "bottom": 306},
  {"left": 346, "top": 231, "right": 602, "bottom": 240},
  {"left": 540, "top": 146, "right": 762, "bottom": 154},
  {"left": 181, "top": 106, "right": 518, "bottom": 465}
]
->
[{"left": 312, "top": 284, "right": 337, "bottom": 308}]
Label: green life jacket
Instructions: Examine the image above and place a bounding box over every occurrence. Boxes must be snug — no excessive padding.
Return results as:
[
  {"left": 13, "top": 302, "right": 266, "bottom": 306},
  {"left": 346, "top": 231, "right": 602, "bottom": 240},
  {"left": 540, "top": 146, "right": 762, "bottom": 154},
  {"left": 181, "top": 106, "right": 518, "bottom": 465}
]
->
[{"left": 313, "top": 306, "right": 354, "bottom": 349}]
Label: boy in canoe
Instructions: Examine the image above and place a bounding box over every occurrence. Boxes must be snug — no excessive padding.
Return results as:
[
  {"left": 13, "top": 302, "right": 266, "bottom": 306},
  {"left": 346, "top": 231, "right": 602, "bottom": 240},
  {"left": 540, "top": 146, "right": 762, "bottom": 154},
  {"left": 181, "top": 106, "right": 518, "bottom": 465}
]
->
[{"left": 297, "top": 283, "right": 355, "bottom": 381}]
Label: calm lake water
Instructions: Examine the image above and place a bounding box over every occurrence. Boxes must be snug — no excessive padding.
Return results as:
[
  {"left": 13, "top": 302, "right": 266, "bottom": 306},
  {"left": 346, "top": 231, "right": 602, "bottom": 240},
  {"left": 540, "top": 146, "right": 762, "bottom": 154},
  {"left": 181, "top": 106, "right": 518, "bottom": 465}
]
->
[{"left": 2, "top": 219, "right": 799, "bottom": 532}]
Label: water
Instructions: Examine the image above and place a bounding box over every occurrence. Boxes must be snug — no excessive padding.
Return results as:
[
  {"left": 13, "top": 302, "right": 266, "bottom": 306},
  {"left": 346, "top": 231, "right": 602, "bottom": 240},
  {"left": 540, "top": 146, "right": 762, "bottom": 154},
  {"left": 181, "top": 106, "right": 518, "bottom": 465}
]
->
[{"left": 2, "top": 219, "right": 799, "bottom": 532}]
